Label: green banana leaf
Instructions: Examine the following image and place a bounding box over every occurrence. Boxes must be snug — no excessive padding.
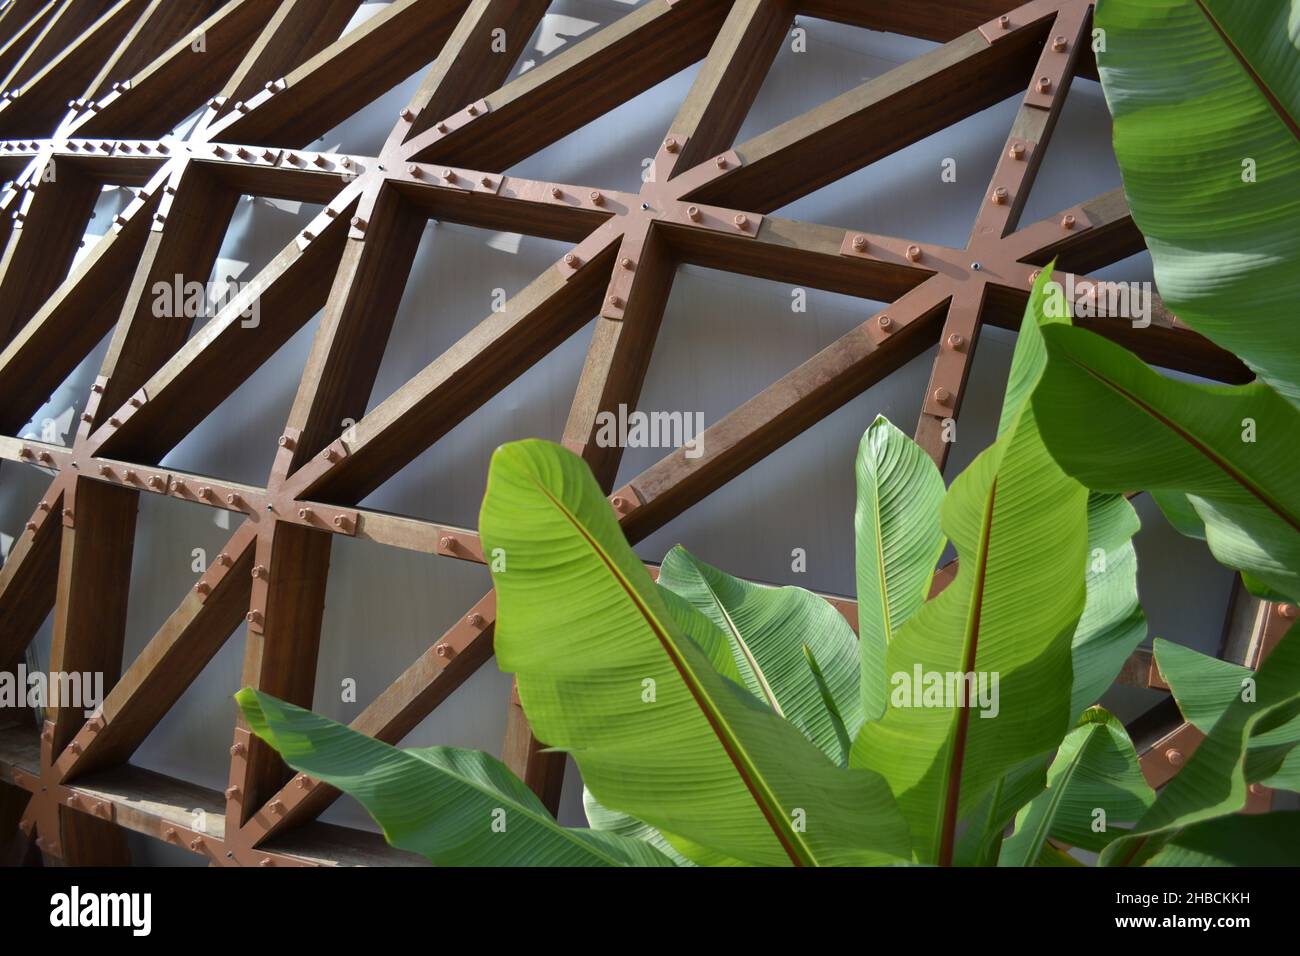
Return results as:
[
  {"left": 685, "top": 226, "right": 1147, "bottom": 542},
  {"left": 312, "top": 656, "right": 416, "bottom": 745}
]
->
[
  {"left": 1154, "top": 637, "right": 1300, "bottom": 791},
  {"left": 657, "top": 545, "right": 862, "bottom": 761},
  {"left": 234, "top": 689, "right": 672, "bottom": 866},
  {"left": 952, "top": 755, "right": 1047, "bottom": 867},
  {"left": 1100, "top": 625, "right": 1300, "bottom": 865},
  {"left": 1069, "top": 494, "right": 1148, "bottom": 721},
  {"left": 1032, "top": 323, "right": 1300, "bottom": 603},
  {"left": 854, "top": 415, "right": 947, "bottom": 722},
  {"left": 581, "top": 787, "right": 697, "bottom": 866},
  {"left": 999, "top": 708, "right": 1153, "bottom": 865},
  {"left": 1097, "top": 0, "right": 1300, "bottom": 411},
  {"left": 850, "top": 270, "right": 1088, "bottom": 864},
  {"left": 1146, "top": 812, "right": 1300, "bottom": 866},
  {"left": 479, "top": 439, "right": 912, "bottom": 867}
]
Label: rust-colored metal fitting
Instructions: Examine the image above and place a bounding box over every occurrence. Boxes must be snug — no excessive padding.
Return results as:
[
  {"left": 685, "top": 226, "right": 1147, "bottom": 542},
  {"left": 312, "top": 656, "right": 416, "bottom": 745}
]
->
[
  {"left": 1036, "top": 76, "right": 1052, "bottom": 94},
  {"left": 611, "top": 496, "right": 629, "bottom": 512},
  {"left": 231, "top": 742, "right": 245, "bottom": 756},
  {"left": 194, "top": 581, "right": 210, "bottom": 595},
  {"left": 226, "top": 492, "right": 241, "bottom": 506},
  {"left": 322, "top": 446, "right": 342, "bottom": 462},
  {"left": 991, "top": 187, "right": 1008, "bottom": 205},
  {"left": 851, "top": 234, "right": 867, "bottom": 251},
  {"left": 62, "top": 507, "right": 74, "bottom": 519},
  {"left": 878, "top": 314, "right": 893, "bottom": 332},
  {"left": 563, "top": 253, "right": 579, "bottom": 267},
  {"left": 1061, "top": 214, "right": 1076, "bottom": 230},
  {"left": 434, "top": 642, "right": 455, "bottom": 659},
  {"left": 400, "top": 107, "right": 415, "bottom": 121},
  {"left": 480, "top": 176, "right": 493, "bottom": 188},
  {"left": 147, "top": 475, "right": 164, "bottom": 490},
  {"left": 298, "top": 507, "right": 313, "bottom": 521},
  {"left": 1279, "top": 604, "right": 1297, "bottom": 619},
  {"left": 246, "top": 610, "right": 262, "bottom": 626},
  {"left": 297, "top": 777, "right": 313, "bottom": 790},
  {"left": 590, "top": 190, "right": 604, "bottom": 206},
  {"left": 124, "top": 469, "right": 137, "bottom": 481},
  {"left": 277, "top": 434, "right": 294, "bottom": 449},
  {"left": 171, "top": 478, "right": 186, "bottom": 493},
  {"left": 67, "top": 794, "right": 81, "bottom": 808},
  {"left": 251, "top": 565, "right": 267, "bottom": 579},
  {"left": 198, "top": 486, "right": 212, "bottom": 500},
  {"left": 225, "top": 786, "right": 240, "bottom": 800},
  {"left": 468, "top": 612, "right": 487, "bottom": 628},
  {"left": 933, "top": 387, "right": 952, "bottom": 405},
  {"left": 1009, "top": 142, "right": 1025, "bottom": 160},
  {"left": 1165, "top": 748, "right": 1184, "bottom": 767},
  {"left": 260, "top": 857, "right": 274, "bottom": 866},
  {"left": 620, "top": 257, "right": 634, "bottom": 270},
  {"left": 998, "top": 15, "right": 1010, "bottom": 29},
  {"left": 216, "top": 552, "right": 231, "bottom": 566},
  {"left": 332, "top": 514, "right": 352, "bottom": 531},
  {"left": 607, "top": 295, "right": 621, "bottom": 308},
  {"left": 351, "top": 215, "right": 367, "bottom": 231},
  {"left": 24, "top": 521, "right": 36, "bottom": 533},
  {"left": 190, "top": 837, "right": 204, "bottom": 851},
  {"left": 164, "top": 827, "right": 178, "bottom": 842},
  {"left": 440, "top": 535, "right": 458, "bottom": 553},
  {"left": 269, "top": 800, "right": 285, "bottom": 814},
  {"left": 905, "top": 244, "right": 922, "bottom": 262},
  {"left": 1028, "top": 270, "right": 1042, "bottom": 285},
  {"left": 1052, "top": 35, "right": 1068, "bottom": 52},
  {"left": 734, "top": 214, "right": 750, "bottom": 231},
  {"left": 39, "top": 499, "right": 50, "bottom": 511},
  {"left": 550, "top": 186, "right": 563, "bottom": 199},
  {"left": 947, "top": 333, "right": 966, "bottom": 351},
  {"left": 39, "top": 450, "right": 53, "bottom": 463},
  {"left": 715, "top": 155, "right": 728, "bottom": 169},
  {"left": 408, "top": 163, "right": 422, "bottom": 178},
  {"left": 18, "top": 444, "right": 32, "bottom": 458},
  {"left": 664, "top": 137, "right": 678, "bottom": 153},
  {"left": 442, "top": 167, "right": 455, "bottom": 182}
]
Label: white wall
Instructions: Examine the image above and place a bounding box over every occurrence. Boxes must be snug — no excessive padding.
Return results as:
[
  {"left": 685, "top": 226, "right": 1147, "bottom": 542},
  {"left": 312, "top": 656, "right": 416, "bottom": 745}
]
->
[{"left": 0, "top": 1, "right": 1238, "bottom": 863}]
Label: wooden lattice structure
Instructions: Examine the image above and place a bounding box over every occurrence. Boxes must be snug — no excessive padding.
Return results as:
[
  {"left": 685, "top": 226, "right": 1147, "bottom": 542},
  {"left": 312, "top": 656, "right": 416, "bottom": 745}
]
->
[{"left": 0, "top": 0, "right": 1287, "bottom": 867}]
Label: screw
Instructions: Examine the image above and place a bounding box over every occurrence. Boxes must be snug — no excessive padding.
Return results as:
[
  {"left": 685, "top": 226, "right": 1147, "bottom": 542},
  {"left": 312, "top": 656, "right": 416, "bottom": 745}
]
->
[
  {"left": 298, "top": 507, "right": 313, "bottom": 521},
  {"left": 607, "top": 295, "right": 621, "bottom": 308},
  {"left": 1037, "top": 76, "right": 1052, "bottom": 94},
  {"left": 194, "top": 581, "right": 210, "bottom": 595},
  {"left": 612, "top": 496, "right": 627, "bottom": 511},
  {"left": 734, "top": 214, "right": 749, "bottom": 230},
  {"left": 246, "top": 610, "right": 262, "bottom": 625},
  {"left": 687, "top": 205, "right": 702, "bottom": 221},
  {"left": 25, "top": 521, "right": 36, "bottom": 533},
  {"left": 190, "top": 838, "right": 204, "bottom": 851},
  {"left": 971, "top": 262, "right": 982, "bottom": 271},
  {"left": 260, "top": 857, "right": 274, "bottom": 867},
  {"left": 198, "top": 486, "right": 212, "bottom": 500},
  {"left": 148, "top": 475, "right": 164, "bottom": 490},
  {"left": 63, "top": 508, "right": 73, "bottom": 519},
  {"left": 998, "top": 15, "right": 1010, "bottom": 28},
  {"left": 715, "top": 155, "right": 727, "bottom": 169},
  {"left": 933, "top": 387, "right": 952, "bottom": 405},
  {"left": 1052, "top": 35, "right": 1068, "bottom": 52},
  {"left": 992, "top": 187, "right": 1008, "bottom": 205},
  {"left": 400, "top": 107, "right": 414, "bottom": 121},
  {"left": 124, "top": 469, "right": 137, "bottom": 482},
  {"left": 480, "top": 177, "right": 493, "bottom": 188},
  {"left": 434, "top": 643, "right": 455, "bottom": 659},
  {"left": 878, "top": 315, "right": 893, "bottom": 332},
  {"left": 436, "top": 122, "right": 448, "bottom": 133},
  {"left": 408, "top": 164, "right": 422, "bottom": 178},
  {"left": 664, "top": 137, "right": 678, "bottom": 153},
  {"left": 164, "top": 827, "right": 178, "bottom": 842},
  {"left": 563, "top": 253, "right": 579, "bottom": 267},
  {"left": 278, "top": 434, "right": 294, "bottom": 448},
  {"left": 948, "top": 333, "right": 966, "bottom": 350},
  {"left": 172, "top": 478, "right": 186, "bottom": 492},
  {"left": 550, "top": 187, "right": 562, "bottom": 199},
  {"left": 269, "top": 800, "right": 285, "bottom": 814},
  {"left": 468, "top": 612, "right": 486, "bottom": 628},
  {"left": 1165, "top": 748, "right": 1184, "bottom": 767},
  {"left": 1061, "top": 214, "right": 1076, "bottom": 230},
  {"left": 1280, "top": 604, "right": 1297, "bottom": 619},
  {"left": 641, "top": 202, "right": 649, "bottom": 211},
  {"left": 1009, "top": 142, "right": 1025, "bottom": 160},
  {"left": 590, "top": 190, "right": 604, "bottom": 206},
  {"left": 620, "top": 257, "right": 634, "bottom": 270},
  {"left": 322, "top": 446, "right": 341, "bottom": 462},
  {"left": 216, "top": 552, "right": 231, "bottom": 566},
  {"left": 851, "top": 234, "right": 867, "bottom": 251},
  {"left": 225, "top": 786, "right": 240, "bottom": 800},
  {"left": 297, "top": 777, "right": 313, "bottom": 790},
  {"left": 440, "top": 535, "right": 456, "bottom": 552},
  {"left": 333, "top": 514, "right": 352, "bottom": 531},
  {"left": 906, "top": 245, "right": 921, "bottom": 262},
  {"left": 351, "top": 216, "right": 366, "bottom": 230},
  {"left": 443, "top": 167, "right": 456, "bottom": 182},
  {"left": 467, "top": 104, "right": 479, "bottom": 116},
  {"left": 252, "top": 565, "right": 267, "bottom": 579}
]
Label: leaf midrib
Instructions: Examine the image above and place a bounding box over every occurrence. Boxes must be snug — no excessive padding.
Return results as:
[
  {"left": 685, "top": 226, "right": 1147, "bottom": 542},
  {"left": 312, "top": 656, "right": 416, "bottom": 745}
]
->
[
  {"left": 1194, "top": 0, "right": 1300, "bottom": 145},
  {"left": 526, "top": 475, "right": 816, "bottom": 866}
]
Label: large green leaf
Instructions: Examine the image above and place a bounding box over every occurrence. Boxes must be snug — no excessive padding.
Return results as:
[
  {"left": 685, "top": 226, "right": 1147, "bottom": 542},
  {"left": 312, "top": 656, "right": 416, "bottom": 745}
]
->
[
  {"left": 234, "top": 689, "right": 671, "bottom": 866},
  {"left": 479, "top": 439, "right": 911, "bottom": 866},
  {"left": 952, "top": 755, "right": 1046, "bottom": 867},
  {"left": 1097, "top": 0, "right": 1300, "bottom": 410},
  {"left": 850, "top": 270, "right": 1087, "bottom": 864},
  {"left": 1032, "top": 323, "right": 1300, "bottom": 603},
  {"left": 1147, "top": 812, "right": 1300, "bottom": 866},
  {"left": 1100, "top": 625, "right": 1300, "bottom": 865},
  {"left": 999, "top": 708, "right": 1153, "bottom": 865},
  {"left": 854, "top": 415, "right": 946, "bottom": 721},
  {"left": 657, "top": 545, "right": 861, "bottom": 761},
  {"left": 1070, "top": 494, "right": 1147, "bottom": 721}
]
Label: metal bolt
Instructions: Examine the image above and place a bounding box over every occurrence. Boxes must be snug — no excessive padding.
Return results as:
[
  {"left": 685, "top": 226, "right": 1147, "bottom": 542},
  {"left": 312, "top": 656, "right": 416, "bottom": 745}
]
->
[
  {"left": 443, "top": 167, "right": 455, "bottom": 182},
  {"left": 339, "top": 156, "right": 352, "bottom": 169},
  {"left": 408, "top": 164, "right": 422, "bottom": 178},
  {"left": 1061, "top": 214, "right": 1076, "bottom": 230},
  {"left": 323, "top": 446, "right": 341, "bottom": 462},
  {"left": 38, "top": 451, "right": 52, "bottom": 463},
  {"left": 991, "top": 186, "right": 1008, "bottom": 205},
  {"left": 351, "top": 216, "right": 366, "bottom": 230},
  {"left": 468, "top": 612, "right": 486, "bottom": 628},
  {"left": 878, "top": 314, "right": 893, "bottom": 332},
  {"left": 664, "top": 137, "right": 678, "bottom": 153},
  {"left": 434, "top": 643, "right": 455, "bottom": 659},
  {"left": 124, "top": 469, "right": 137, "bottom": 482},
  {"left": 198, "top": 486, "right": 212, "bottom": 500},
  {"left": 933, "top": 387, "right": 952, "bottom": 405},
  {"left": 436, "top": 122, "right": 448, "bottom": 133},
  {"left": 194, "top": 581, "right": 210, "bottom": 595},
  {"left": 971, "top": 262, "right": 982, "bottom": 271},
  {"left": 230, "top": 742, "right": 245, "bottom": 760},
  {"left": 236, "top": 147, "right": 251, "bottom": 159},
  {"left": 1009, "top": 142, "right": 1025, "bottom": 160},
  {"left": 39, "top": 500, "right": 50, "bottom": 511},
  {"left": 260, "top": 857, "right": 274, "bottom": 867},
  {"left": 297, "top": 777, "right": 313, "bottom": 790},
  {"left": 550, "top": 187, "right": 562, "bottom": 199},
  {"left": 400, "top": 108, "right": 415, "bottom": 121},
  {"left": 715, "top": 155, "right": 728, "bottom": 169},
  {"left": 148, "top": 475, "right": 164, "bottom": 490},
  {"left": 226, "top": 786, "right": 240, "bottom": 800},
  {"left": 1279, "top": 604, "right": 1297, "bottom": 619},
  {"left": 1249, "top": 783, "right": 1265, "bottom": 796},
  {"left": 164, "top": 827, "right": 178, "bottom": 842},
  {"left": 440, "top": 535, "right": 456, "bottom": 551},
  {"left": 851, "top": 234, "right": 867, "bottom": 251},
  {"left": 246, "top": 610, "right": 262, "bottom": 626},
  {"left": 998, "top": 15, "right": 1010, "bottom": 28},
  {"left": 216, "top": 552, "right": 231, "bottom": 566},
  {"left": 621, "top": 257, "right": 634, "bottom": 270},
  {"left": 277, "top": 434, "right": 294, "bottom": 448},
  {"left": 302, "top": 230, "right": 315, "bottom": 241},
  {"left": 590, "top": 190, "right": 604, "bottom": 206},
  {"left": 1028, "top": 270, "right": 1042, "bottom": 285},
  {"left": 333, "top": 515, "right": 352, "bottom": 531},
  {"left": 298, "top": 507, "right": 313, "bottom": 521},
  {"left": 1165, "top": 748, "right": 1184, "bottom": 767},
  {"left": 190, "top": 838, "right": 204, "bottom": 851},
  {"left": 948, "top": 333, "right": 966, "bottom": 351},
  {"left": 269, "top": 800, "right": 285, "bottom": 814},
  {"left": 1052, "top": 35, "right": 1068, "bottom": 52},
  {"left": 24, "top": 521, "right": 36, "bottom": 533},
  {"left": 467, "top": 104, "right": 479, "bottom": 116},
  {"left": 172, "top": 478, "right": 186, "bottom": 492},
  {"left": 18, "top": 444, "right": 31, "bottom": 458},
  {"left": 312, "top": 155, "right": 329, "bottom": 168},
  {"left": 906, "top": 244, "right": 921, "bottom": 262},
  {"left": 687, "top": 205, "right": 702, "bottom": 221},
  {"left": 63, "top": 507, "right": 74, "bottom": 519},
  {"left": 252, "top": 565, "right": 267, "bottom": 579},
  {"left": 1036, "top": 76, "right": 1052, "bottom": 94},
  {"left": 563, "top": 253, "right": 579, "bottom": 267},
  {"left": 480, "top": 177, "right": 493, "bottom": 188},
  {"left": 734, "top": 214, "right": 749, "bottom": 230},
  {"left": 607, "top": 295, "right": 621, "bottom": 308}
]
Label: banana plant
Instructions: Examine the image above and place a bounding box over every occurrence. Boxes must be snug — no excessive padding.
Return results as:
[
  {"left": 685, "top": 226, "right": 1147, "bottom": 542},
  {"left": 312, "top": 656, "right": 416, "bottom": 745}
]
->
[
  {"left": 1046, "top": 0, "right": 1300, "bottom": 602},
  {"left": 236, "top": 272, "right": 1244, "bottom": 866}
]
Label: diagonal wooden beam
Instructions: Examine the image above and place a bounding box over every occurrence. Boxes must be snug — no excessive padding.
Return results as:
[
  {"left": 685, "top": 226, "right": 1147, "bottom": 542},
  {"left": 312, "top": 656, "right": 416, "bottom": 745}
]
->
[
  {"left": 0, "top": 0, "right": 59, "bottom": 85},
  {"left": 404, "top": 0, "right": 731, "bottom": 170},
  {"left": 78, "top": 0, "right": 218, "bottom": 105},
  {"left": 0, "top": 478, "right": 65, "bottom": 669},
  {"left": 0, "top": 0, "right": 110, "bottom": 92}
]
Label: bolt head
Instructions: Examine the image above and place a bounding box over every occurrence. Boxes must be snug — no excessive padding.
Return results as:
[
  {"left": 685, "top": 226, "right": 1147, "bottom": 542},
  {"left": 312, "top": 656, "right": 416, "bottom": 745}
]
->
[
  {"left": 851, "top": 234, "right": 867, "bottom": 251},
  {"left": 1052, "top": 35, "right": 1068, "bottom": 52},
  {"left": 434, "top": 642, "right": 454, "bottom": 659},
  {"left": 468, "top": 612, "right": 486, "bottom": 628},
  {"left": 400, "top": 108, "right": 414, "bottom": 121},
  {"left": 992, "top": 187, "right": 1008, "bottom": 205},
  {"left": 1279, "top": 604, "right": 1297, "bottom": 620},
  {"left": 715, "top": 155, "right": 727, "bottom": 169},
  {"left": 664, "top": 137, "right": 678, "bottom": 152},
  {"left": 1061, "top": 214, "right": 1076, "bottom": 229},
  {"left": 1165, "top": 748, "right": 1184, "bottom": 767},
  {"left": 906, "top": 245, "right": 922, "bottom": 262},
  {"left": 948, "top": 333, "right": 966, "bottom": 350},
  {"left": 298, "top": 507, "right": 312, "bottom": 520},
  {"left": 1037, "top": 76, "right": 1052, "bottom": 93},
  {"left": 878, "top": 314, "right": 893, "bottom": 331},
  {"left": 563, "top": 253, "right": 578, "bottom": 267},
  {"left": 998, "top": 15, "right": 1010, "bottom": 28},
  {"left": 687, "top": 205, "right": 701, "bottom": 221},
  {"left": 550, "top": 187, "right": 562, "bottom": 199},
  {"left": 934, "top": 387, "right": 952, "bottom": 405},
  {"left": 590, "top": 190, "right": 603, "bottom": 205},
  {"left": 607, "top": 295, "right": 621, "bottom": 308},
  {"left": 621, "top": 257, "right": 634, "bottom": 270},
  {"left": 734, "top": 214, "right": 749, "bottom": 230}
]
